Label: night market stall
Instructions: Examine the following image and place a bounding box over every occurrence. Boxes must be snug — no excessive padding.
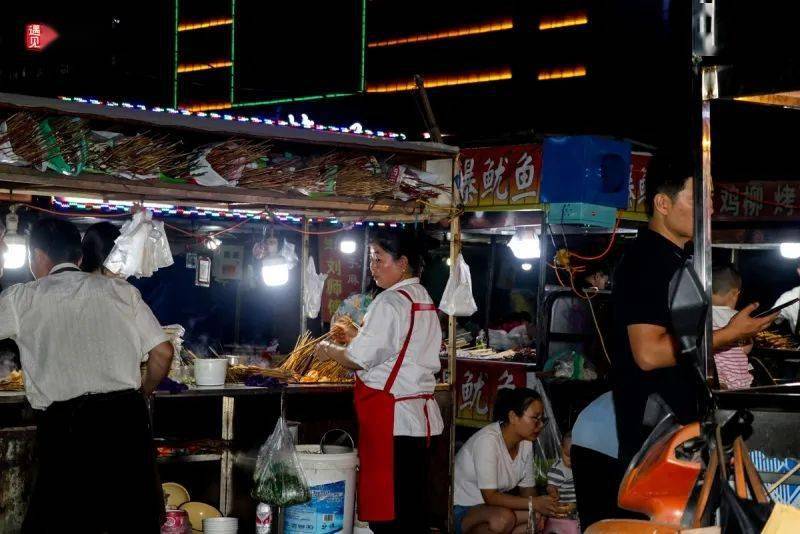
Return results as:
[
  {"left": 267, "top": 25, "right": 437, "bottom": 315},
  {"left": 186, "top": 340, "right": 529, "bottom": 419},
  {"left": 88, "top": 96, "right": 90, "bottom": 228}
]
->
[
  {"left": 448, "top": 139, "right": 653, "bottom": 496},
  {"left": 0, "top": 92, "right": 460, "bottom": 534}
]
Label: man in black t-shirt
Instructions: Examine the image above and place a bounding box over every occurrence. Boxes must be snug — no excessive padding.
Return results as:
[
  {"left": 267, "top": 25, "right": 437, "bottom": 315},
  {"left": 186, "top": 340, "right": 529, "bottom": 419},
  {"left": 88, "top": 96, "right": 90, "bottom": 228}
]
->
[{"left": 611, "top": 152, "right": 777, "bottom": 464}]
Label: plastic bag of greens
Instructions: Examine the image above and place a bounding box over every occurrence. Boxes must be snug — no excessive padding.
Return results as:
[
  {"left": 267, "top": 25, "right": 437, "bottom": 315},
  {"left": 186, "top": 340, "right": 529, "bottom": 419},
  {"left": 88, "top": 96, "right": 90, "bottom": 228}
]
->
[
  {"left": 527, "top": 374, "right": 563, "bottom": 485},
  {"left": 252, "top": 417, "right": 311, "bottom": 507}
]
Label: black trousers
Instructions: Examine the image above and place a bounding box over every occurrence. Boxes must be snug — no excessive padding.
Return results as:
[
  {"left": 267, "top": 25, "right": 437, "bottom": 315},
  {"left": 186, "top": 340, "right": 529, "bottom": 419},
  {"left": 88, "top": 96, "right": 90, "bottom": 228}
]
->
[
  {"left": 23, "top": 389, "right": 164, "bottom": 534},
  {"left": 369, "top": 436, "right": 431, "bottom": 534},
  {"left": 571, "top": 445, "right": 646, "bottom": 530}
]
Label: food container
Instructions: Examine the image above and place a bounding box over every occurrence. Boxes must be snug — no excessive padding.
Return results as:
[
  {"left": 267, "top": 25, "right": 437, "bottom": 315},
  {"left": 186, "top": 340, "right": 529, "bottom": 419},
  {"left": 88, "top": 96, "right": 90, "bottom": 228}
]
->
[
  {"left": 204, "top": 516, "right": 239, "bottom": 533},
  {"left": 226, "top": 355, "right": 250, "bottom": 367},
  {"left": 194, "top": 358, "right": 228, "bottom": 386},
  {"left": 161, "top": 509, "right": 191, "bottom": 534}
]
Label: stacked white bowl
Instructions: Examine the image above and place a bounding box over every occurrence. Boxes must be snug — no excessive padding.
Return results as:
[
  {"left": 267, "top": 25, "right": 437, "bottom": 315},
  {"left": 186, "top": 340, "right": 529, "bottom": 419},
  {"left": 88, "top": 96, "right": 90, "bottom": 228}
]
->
[{"left": 203, "top": 517, "right": 238, "bottom": 534}]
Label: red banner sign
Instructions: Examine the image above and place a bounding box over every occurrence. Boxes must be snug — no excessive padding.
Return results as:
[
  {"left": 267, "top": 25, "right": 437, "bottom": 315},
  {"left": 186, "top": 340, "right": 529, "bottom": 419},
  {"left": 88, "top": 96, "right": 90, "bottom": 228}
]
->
[
  {"left": 714, "top": 182, "right": 800, "bottom": 221},
  {"left": 319, "top": 235, "right": 364, "bottom": 323},
  {"left": 455, "top": 360, "right": 528, "bottom": 424},
  {"left": 628, "top": 152, "right": 651, "bottom": 213},
  {"left": 25, "top": 23, "right": 58, "bottom": 52},
  {"left": 459, "top": 144, "right": 543, "bottom": 208},
  {"left": 461, "top": 144, "right": 651, "bottom": 213}
]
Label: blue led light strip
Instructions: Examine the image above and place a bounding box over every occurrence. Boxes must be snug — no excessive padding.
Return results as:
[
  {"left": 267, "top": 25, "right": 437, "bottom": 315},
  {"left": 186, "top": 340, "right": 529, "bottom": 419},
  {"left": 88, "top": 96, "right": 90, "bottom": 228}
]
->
[{"left": 59, "top": 96, "right": 407, "bottom": 140}]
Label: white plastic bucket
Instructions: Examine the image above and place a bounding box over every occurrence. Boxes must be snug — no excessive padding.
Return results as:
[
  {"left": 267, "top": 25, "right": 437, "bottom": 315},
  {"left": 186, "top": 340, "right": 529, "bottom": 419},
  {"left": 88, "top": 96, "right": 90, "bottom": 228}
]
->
[
  {"left": 285, "top": 445, "right": 359, "bottom": 534},
  {"left": 194, "top": 358, "right": 228, "bottom": 386}
]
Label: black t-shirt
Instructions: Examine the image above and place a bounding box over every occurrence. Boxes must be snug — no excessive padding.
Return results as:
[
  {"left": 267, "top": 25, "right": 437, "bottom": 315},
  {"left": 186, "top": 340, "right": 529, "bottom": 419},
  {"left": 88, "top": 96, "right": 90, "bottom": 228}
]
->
[{"left": 610, "top": 228, "right": 700, "bottom": 461}]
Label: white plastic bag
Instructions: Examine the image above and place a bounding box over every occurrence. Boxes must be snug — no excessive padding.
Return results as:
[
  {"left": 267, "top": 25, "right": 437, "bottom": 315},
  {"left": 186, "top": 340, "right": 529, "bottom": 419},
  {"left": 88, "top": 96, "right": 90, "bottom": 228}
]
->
[
  {"left": 282, "top": 239, "right": 299, "bottom": 270},
  {"left": 488, "top": 329, "right": 515, "bottom": 351},
  {"left": 190, "top": 143, "right": 242, "bottom": 187},
  {"left": 439, "top": 253, "right": 478, "bottom": 316},
  {"left": 303, "top": 258, "right": 328, "bottom": 319},
  {"left": 104, "top": 210, "right": 174, "bottom": 278},
  {"left": 162, "top": 324, "right": 185, "bottom": 364},
  {"left": 0, "top": 121, "right": 30, "bottom": 166}
]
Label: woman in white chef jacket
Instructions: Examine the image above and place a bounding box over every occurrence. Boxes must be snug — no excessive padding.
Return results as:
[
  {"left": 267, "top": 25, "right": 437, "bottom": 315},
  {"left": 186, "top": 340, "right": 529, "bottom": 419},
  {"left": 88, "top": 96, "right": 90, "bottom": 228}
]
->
[{"left": 315, "top": 230, "right": 442, "bottom": 533}]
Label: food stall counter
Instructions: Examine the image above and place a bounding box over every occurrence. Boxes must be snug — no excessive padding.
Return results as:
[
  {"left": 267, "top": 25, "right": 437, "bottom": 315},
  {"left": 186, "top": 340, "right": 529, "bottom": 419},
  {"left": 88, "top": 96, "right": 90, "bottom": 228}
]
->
[
  {"left": 153, "top": 382, "right": 353, "bottom": 399},
  {"left": 0, "top": 392, "right": 26, "bottom": 404}
]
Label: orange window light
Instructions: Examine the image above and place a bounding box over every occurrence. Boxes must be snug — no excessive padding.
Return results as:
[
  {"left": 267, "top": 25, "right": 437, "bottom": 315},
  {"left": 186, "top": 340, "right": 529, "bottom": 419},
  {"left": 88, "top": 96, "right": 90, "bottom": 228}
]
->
[
  {"left": 539, "top": 12, "right": 589, "bottom": 30},
  {"left": 367, "top": 68, "right": 512, "bottom": 93},
  {"left": 178, "top": 18, "right": 234, "bottom": 32},
  {"left": 182, "top": 102, "right": 232, "bottom": 112},
  {"left": 537, "top": 65, "right": 587, "bottom": 81},
  {"left": 368, "top": 19, "right": 513, "bottom": 48},
  {"left": 177, "top": 61, "right": 233, "bottom": 74}
]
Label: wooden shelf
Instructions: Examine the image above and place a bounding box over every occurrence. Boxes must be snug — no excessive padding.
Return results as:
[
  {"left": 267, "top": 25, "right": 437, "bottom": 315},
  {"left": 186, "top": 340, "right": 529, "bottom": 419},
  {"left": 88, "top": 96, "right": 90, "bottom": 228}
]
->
[
  {"left": 157, "top": 453, "right": 223, "bottom": 464},
  {"left": 0, "top": 92, "right": 459, "bottom": 159},
  {"left": 0, "top": 164, "right": 427, "bottom": 216}
]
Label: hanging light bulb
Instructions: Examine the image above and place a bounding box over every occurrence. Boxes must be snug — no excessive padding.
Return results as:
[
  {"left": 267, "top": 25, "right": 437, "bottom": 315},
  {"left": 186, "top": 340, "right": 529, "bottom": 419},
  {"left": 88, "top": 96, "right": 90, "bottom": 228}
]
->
[
  {"left": 261, "top": 236, "right": 289, "bottom": 286},
  {"left": 340, "top": 238, "right": 357, "bottom": 254},
  {"left": 445, "top": 257, "right": 451, "bottom": 266},
  {"left": 204, "top": 235, "right": 221, "bottom": 251},
  {"left": 780, "top": 243, "right": 800, "bottom": 259},
  {"left": 261, "top": 257, "right": 290, "bottom": 287},
  {"left": 3, "top": 207, "right": 26, "bottom": 269},
  {"left": 507, "top": 228, "right": 540, "bottom": 260},
  {"left": 521, "top": 262, "right": 533, "bottom": 271}
]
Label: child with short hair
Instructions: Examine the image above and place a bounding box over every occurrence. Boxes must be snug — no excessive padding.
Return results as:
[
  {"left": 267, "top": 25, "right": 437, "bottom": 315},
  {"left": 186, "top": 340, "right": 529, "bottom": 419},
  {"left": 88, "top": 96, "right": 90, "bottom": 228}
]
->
[
  {"left": 545, "top": 432, "right": 579, "bottom": 533},
  {"left": 712, "top": 264, "right": 754, "bottom": 389},
  {"left": 547, "top": 432, "right": 576, "bottom": 505}
]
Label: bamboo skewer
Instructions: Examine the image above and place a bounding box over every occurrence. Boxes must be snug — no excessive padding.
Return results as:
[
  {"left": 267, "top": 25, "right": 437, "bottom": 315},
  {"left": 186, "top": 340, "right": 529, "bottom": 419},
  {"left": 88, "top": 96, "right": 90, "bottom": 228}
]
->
[{"left": 279, "top": 317, "right": 360, "bottom": 382}]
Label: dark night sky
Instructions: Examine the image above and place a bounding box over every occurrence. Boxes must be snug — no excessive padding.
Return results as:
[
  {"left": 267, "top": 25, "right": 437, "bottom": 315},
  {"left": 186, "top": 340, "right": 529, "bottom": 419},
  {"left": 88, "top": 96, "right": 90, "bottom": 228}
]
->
[{"left": 3, "top": 1, "right": 800, "bottom": 175}]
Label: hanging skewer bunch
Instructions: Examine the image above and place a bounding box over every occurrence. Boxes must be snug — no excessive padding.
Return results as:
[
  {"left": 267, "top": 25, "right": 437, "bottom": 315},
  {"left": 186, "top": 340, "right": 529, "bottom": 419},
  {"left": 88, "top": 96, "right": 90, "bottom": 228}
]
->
[
  {"left": 0, "top": 113, "right": 45, "bottom": 165},
  {"left": 333, "top": 155, "right": 394, "bottom": 198},
  {"left": 46, "top": 116, "right": 90, "bottom": 172},
  {"left": 89, "top": 132, "right": 193, "bottom": 179},
  {"left": 236, "top": 150, "right": 337, "bottom": 193},
  {"left": 0, "top": 112, "right": 88, "bottom": 172},
  {"left": 236, "top": 151, "right": 306, "bottom": 190},
  {"left": 198, "top": 139, "right": 273, "bottom": 184},
  {"left": 386, "top": 163, "right": 450, "bottom": 202}
]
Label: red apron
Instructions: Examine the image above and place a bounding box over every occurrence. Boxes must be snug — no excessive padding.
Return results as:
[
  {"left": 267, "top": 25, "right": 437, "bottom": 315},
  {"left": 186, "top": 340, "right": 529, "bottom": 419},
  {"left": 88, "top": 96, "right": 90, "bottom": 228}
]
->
[{"left": 354, "top": 289, "right": 437, "bottom": 522}]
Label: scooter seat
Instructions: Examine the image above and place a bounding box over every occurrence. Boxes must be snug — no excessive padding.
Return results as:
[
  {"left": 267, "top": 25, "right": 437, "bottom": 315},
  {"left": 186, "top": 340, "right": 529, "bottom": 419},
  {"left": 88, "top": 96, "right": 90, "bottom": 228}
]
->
[{"left": 584, "top": 519, "right": 680, "bottom": 534}]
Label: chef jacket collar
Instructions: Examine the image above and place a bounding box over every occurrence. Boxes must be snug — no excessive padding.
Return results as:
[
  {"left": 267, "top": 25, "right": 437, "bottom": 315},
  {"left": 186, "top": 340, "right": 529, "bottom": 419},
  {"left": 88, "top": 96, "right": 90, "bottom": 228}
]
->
[
  {"left": 387, "top": 277, "right": 419, "bottom": 291},
  {"left": 49, "top": 262, "right": 81, "bottom": 274}
]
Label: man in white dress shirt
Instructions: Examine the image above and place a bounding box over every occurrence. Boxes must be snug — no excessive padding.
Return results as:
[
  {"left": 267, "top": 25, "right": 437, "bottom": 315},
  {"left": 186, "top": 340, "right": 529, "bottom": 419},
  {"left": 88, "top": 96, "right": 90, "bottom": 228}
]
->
[{"left": 0, "top": 218, "right": 174, "bottom": 534}]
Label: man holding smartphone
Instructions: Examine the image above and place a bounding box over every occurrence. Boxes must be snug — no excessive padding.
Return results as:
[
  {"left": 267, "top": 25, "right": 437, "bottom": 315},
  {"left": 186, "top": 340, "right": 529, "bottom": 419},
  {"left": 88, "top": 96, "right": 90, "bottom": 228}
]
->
[{"left": 611, "top": 152, "right": 777, "bottom": 468}]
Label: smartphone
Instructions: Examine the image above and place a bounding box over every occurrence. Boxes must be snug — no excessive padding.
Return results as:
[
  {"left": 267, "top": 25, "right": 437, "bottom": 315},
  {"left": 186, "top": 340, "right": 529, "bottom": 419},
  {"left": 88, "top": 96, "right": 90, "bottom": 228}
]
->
[{"left": 754, "top": 298, "right": 800, "bottom": 318}]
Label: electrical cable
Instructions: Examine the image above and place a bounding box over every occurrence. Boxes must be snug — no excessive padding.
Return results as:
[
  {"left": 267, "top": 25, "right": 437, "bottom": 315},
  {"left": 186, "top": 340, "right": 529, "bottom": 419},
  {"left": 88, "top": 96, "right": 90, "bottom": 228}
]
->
[
  {"left": 584, "top": 287, "right": 612, "bottom": 366},
  {"left": 568, "top": 217, "right": 620, "bottom": 262}
]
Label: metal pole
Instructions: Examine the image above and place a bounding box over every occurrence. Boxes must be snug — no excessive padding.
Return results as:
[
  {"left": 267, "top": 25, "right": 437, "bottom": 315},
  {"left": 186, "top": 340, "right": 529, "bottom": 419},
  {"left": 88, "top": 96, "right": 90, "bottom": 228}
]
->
[
  {"left": 220, "top": 396, "right": 235, "bottom": 516},
  {"left": 360, "top": 225, "right": 370, "bottom": 294},
  {"left": 414, "top": 75, "right": 443, "bottom": 143},
  {"left": 447, "top": 213, "right": 460, "bottom": 534},
  {"left": 693, "top": 66, "right": 717, "bottom": 381},
  {"left": 300, "top": 219, "right": 310, "bottom": 334},
  {"left": 484, "top": 236, "right": 497, "bottom": 339},
  {"left": 233, "top": 280, "right": 242, "bottom": 345},
  {"left": 536, "top": 214, "right": 549, "bottom": 366}
]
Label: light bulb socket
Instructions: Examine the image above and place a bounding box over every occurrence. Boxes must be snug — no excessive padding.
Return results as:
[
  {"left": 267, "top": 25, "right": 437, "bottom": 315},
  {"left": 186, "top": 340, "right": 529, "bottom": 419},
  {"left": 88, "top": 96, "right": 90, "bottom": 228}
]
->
[{"left": 5, "top": 212, "right": 19, "bottom": 234}]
